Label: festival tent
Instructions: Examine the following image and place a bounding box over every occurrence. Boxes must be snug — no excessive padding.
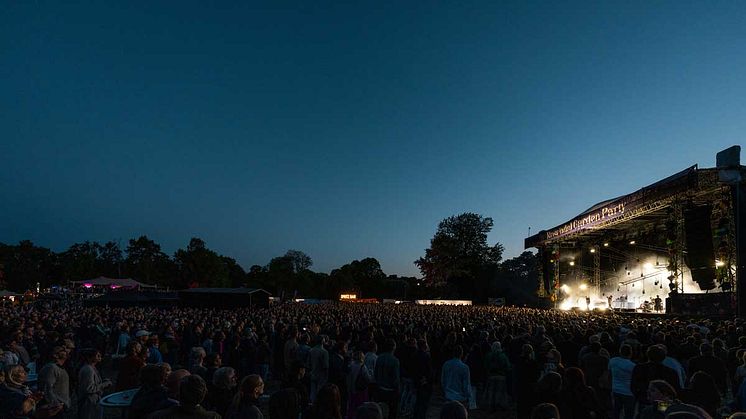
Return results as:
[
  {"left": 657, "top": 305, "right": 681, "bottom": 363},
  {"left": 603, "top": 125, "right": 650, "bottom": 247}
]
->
[{"left": 71, "top": 276, "right": 157, "bottom": 289}]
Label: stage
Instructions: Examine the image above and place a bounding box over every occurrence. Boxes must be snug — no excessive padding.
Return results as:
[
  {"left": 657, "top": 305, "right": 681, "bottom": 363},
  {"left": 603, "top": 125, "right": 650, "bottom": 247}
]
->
[{"left": 525, "top": 147, "right": 746, "bottom": 316}]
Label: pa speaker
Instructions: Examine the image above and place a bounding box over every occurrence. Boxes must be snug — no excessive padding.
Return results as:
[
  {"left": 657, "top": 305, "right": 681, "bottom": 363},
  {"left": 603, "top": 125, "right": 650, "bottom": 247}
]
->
[{"left": 684, "top": 205, "right": 717, "bottom": 290}]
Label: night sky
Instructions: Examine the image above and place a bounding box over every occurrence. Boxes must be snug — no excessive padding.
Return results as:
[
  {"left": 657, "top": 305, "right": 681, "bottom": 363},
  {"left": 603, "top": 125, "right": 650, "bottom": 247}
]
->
[{"left": 2, "top": 2, "right": 745, "bottom": 277}]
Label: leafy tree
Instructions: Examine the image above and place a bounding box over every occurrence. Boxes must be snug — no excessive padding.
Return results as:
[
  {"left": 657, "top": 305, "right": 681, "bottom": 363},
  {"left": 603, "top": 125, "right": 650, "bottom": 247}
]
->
[
  {"left": 173, "top": 238, "right": 229, "bottom": 288},
  {"left": 284, "top": 250, "right": 313, "bottom": 273},
  {"left": 221, "top": 256, "right": 247, "bottom": 287},
  {"left": 415, "top": 213, "right": 504, "bottom": 297},
  {"left": 328, "top": 257, "right": 386, "bottom": 298},
  {"left": 492, "top": 251, "right": 539, "bottom": 305},
  {"left": 96, "top": 241, "right": 124, "bottom": 277},
  {"left": 125, "top": 236, "right": 175, "bottom": 287},
  {"left": 0, "top": 240, "right": 58, "bottom": 291},
  {"left": 59, "top": 241, "right": 99, "bottom": 282}
]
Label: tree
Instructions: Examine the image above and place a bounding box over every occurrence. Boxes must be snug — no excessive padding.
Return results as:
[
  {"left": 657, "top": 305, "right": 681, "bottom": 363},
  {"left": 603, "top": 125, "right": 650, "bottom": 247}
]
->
[
  {"left": 59, "top": 241, "right": 99, "bottom": 282},
  {"left": 96, "top": 241, "right": 124, "bottom": 277},
  {"left": 329, "top": 257, "right": 386, "bottom": 299},
  {"left": 415, "top": 213, "right": 504, "bottom": 296},
  {"left": 125, "top": 236, "right": 175, "bottom": 287},
  {"left": 0, "top": 240, "right": 58, "bottom": 291},
  {"left": 284, "top": 250, "right": 313, "bottom": 273},
  {"left": 493, "top": 251, "right": 539, "bottom": 305},
  {"left": 173, "top": 238, "right": 229, "bottom": 288}
]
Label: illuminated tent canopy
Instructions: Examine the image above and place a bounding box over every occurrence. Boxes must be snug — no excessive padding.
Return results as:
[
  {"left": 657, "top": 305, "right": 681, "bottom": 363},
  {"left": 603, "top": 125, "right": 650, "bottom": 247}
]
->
[{"left": 71, "top": 276, "right": 157, "bottom": 289}]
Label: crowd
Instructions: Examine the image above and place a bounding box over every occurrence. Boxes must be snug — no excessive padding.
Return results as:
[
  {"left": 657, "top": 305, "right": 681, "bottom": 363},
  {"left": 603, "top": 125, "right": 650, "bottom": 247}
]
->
[{"left": 2, "top": 300, "right": 746, "bottom": 419}]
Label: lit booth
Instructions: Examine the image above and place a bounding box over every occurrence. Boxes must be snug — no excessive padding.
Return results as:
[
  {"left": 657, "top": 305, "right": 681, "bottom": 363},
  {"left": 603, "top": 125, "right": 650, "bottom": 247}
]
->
[{"left": 178, "top": 288, "right": 271, "bottom": 309}]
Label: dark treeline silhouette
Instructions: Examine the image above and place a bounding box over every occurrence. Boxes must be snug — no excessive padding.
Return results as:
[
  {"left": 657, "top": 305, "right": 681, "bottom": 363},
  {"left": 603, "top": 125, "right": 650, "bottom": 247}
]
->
[{"left": 0, "top": 213, "right": 539, "bottom": 303}]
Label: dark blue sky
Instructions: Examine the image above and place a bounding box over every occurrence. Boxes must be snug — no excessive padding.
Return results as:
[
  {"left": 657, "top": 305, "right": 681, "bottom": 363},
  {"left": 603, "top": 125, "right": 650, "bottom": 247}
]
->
[{"left": 2, "top": 2, "right": 745, "bottom": 277}]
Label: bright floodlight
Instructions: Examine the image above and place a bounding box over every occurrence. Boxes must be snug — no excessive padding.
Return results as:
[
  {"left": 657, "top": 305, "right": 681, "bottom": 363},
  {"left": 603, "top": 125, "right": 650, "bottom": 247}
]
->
[
  {"left": 569, "top": 261, "right": 575, "bottom": 266},
  {"left": 603, "top": 242, "right": 609, "bottom": 247},
  {"left": 560, "top": 284, "right": 571, "bottom": 293},
  {"left": 579, "top": 283, "right": 588, "bottom": 291},
  {"left": 644, "top": 263, "right": 653, "bottom": 270},
  {"left": 630, "top": 240, "right": 636, "bottom": 245},
  {"left": 590, "top": 248, "right": 596, "bottom": 253},
  {"left": 716, "top": 260, "right": 725, "bottom": 267}
]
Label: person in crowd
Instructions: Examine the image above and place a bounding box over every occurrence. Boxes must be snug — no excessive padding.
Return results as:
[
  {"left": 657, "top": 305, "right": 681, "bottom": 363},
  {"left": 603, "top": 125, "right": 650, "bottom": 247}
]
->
[
  {"left": 346, "top": 350, "right": 371, "bottom": 419},
  {"left": 329, "top": 340, "right": 350, "bottom": 410},
  {"left": 147, "top": 334, "right": 164, "bottom": 365},
  {"left": 374, "top": 338, "right": 400, "bottom": 419},
  {"left": 226, "top": 374, "right": 264, "bottom": 419},
  {"left": 484, "top": 340, "right": 510, "bottom": 411},
  {"left": 411, "top": 339, "right": 433, "bottom": 419},
  {"left": 37, "top": 346, "right": 70, "bottom": 413},
  {"left": 76, "top": 349, "right": 111, "bottom": 419},
  {"left": 678, "top": 371, "right": 721, "bottom": 418},
  {"left": 129, "top": 364, "right": 176, "bottom": 419},
  {"left": 307, "top": 383, "right": 343, "bottom": 419},
  {"left": 661, "top": 344, "right": 687, "bottom": 389},
  {"left": 205, "top": 367, "right": 237, "bottom": 418},
  {"left": 284, "top": 360, "right": 310, "bottom": 412},
  {"left": 309, "top": 335, "right": 330, "bottom": 402},
  {"left": 439, "top": 401, "right": 467, "bottom": 419},
  {"left": 514, "top": 343, "right": 540, "bottom": 419},
  {"left": 0, "top": 366, "right": 63, "bottom": 419},
  {"left": 636, "top": 380, "right": 710, "bottom": 419},
  {"left": 580, "top": 341, "right": 608, "bottom": 396},
  {"left": 269, "top": 388, "right": 301, "bottom": 419},
  {"left": 534, "top": 372, "right": 563, "bottom": 411},
  {"left": 559, "top": 367, "right": 601, "bottom": 419},
  {"left": 283, "top": 327, "right": 300, "bottom": 379},
  {"left": 441, "top": 345, "right": 470, "bottom": 407},
  {"left": 149, "top": 375, "right": 220, "bottom": 419},
  {"left": 631, "top": 345, "right": 680, "bottom": 409},
  {"left": 189, "top": 347, "right": 208, "bottom": 380},
  {"left": 608, "top": 343, "right": 636, "bottom": 419},
  {"left": 204, "top": 353, "right": 222, "bottom": 385},
  {"left": 688, "top": 343, "right": 728, "bottom": 395},
  {"left": 115, "top": 324, "right": 131, "bottom": 356},
  {"left": 166, "top": 369, "right": 192, "bottom": 402},
  {"left": 531, "top": 403, "right": 561, "bottom": 419},
  {"left": 116, "top": 341, "right": 146, "bottom": 391},
  {"left": 356, "top": 402, "right": 383, "bottom": 419},
  {"left": 364, "top": 342, "right": 378, "bottom": 378}
]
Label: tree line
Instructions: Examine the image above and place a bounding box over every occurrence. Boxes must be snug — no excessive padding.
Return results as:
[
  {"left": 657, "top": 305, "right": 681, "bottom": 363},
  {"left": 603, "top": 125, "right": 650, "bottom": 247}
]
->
[{"left": 0, "top": 212, "right": 540, "bottom": 304}]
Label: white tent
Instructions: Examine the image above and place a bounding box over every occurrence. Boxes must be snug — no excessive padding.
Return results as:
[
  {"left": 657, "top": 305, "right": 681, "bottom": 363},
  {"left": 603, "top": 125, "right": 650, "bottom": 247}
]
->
[{"left": 71, "top": 276, "right": 156, "bottom": 289}]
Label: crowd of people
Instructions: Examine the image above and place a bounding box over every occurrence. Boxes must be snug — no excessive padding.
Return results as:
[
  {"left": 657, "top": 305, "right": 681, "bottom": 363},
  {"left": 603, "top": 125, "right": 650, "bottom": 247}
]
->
[{"left": 2, "top": 300, "right": 746, "bottom": 419}]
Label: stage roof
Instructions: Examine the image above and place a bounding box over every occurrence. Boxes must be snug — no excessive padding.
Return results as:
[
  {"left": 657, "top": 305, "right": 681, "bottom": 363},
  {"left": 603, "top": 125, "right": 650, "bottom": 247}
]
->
[{"left": 525, "top": 165, "right": 723, "bottom": 248}]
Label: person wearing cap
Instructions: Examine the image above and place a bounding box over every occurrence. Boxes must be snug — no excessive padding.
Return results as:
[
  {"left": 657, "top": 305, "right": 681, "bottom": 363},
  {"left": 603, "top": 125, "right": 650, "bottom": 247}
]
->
[
  {"left": 135, "top": 330, "right": 151, "bottom": 346},
  {"left": 37, "top": 346, "right": 70, "bottom": 414}
]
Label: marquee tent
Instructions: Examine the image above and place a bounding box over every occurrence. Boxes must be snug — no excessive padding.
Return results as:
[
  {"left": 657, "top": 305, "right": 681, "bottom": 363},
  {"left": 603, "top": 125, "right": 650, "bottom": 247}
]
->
[{"left": 71, "top": 276, "right": 157, "bottom": 289}]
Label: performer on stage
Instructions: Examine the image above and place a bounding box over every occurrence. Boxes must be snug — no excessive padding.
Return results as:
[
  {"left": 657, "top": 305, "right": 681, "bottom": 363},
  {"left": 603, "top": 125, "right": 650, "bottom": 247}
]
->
[
  {"left": 654, "top": 295, "right": 663, "bottom": 313},
  {"left": 585, "top": 296, "right": 591, "bottom": 311},
  {"left": 607, "top": 295, "right": 613, "bottom": 309}
]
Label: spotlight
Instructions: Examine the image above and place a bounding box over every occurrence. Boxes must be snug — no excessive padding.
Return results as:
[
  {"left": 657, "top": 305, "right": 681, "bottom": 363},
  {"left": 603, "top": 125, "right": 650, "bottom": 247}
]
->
[
  {"left": 630, "top": 240, "right": 636, "bottom": 245},
  {"left": 603, "top": 242, "right": 609, "bottom": 247},
  {"left": 716, "top": 260, "right": 725, "bottom": 268},
  {"left": 579, "top": 283, "right": 588, "bottom": 291},
  {"left": 590, "top": 248, "right": 596, "bottom": 253},
  {"left": 569, "top": 261, "right": 575, "bottom": 266}
]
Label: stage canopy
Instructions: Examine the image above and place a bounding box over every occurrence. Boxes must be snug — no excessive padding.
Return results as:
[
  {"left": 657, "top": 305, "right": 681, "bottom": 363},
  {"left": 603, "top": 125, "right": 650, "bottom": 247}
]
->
[{"left": 71, "top": 276, "right": 157, "bottom": 289}]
